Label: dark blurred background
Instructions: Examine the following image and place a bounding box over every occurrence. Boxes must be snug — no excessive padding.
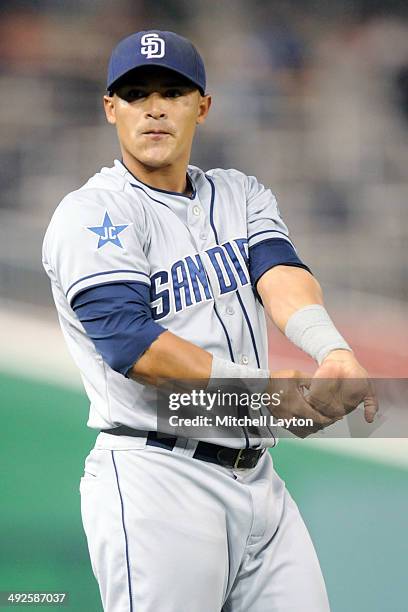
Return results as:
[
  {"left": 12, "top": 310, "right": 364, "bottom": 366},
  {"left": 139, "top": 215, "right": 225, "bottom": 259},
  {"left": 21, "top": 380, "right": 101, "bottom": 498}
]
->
[
  {"left": 0, "top": 1, "right": 407, "bottom": 611},
  {"left": 0, "top": 0, "right": 407, "bottom": 373}
]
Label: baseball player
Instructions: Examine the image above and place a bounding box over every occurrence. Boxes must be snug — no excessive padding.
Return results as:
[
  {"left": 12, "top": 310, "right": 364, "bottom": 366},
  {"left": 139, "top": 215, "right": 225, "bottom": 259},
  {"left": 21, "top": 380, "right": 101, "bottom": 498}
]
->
[{"left": 42, "top": 30, "right": 377, "bottom": 612}]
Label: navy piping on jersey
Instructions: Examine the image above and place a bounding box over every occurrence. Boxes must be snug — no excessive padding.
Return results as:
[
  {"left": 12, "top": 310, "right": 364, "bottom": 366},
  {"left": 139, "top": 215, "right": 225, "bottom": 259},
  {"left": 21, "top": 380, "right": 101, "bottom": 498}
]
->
[
  {"left": 206, "top": 176, "right": 220, "bottom": 244},
  {"left": 235, "top": 292, "right": 261, "bottom": 368},
  {"left": 130, "top": 184, "right": 172, "bottom": 210},
  {"left": 121, "top": 160, "right": 197, "bottom": 199},
  {"left": 198, "top": 246, "right": 235, "bottom": 363},
  {"left": 206, "top": 174, "right": 262, "bottom": 369},
  {"left": 66, "top": 269, "right": 150, "bottom": 298},
  {"left": 212, "top": 303, "right": 235, "bottom": 362},
  {"left": 207, "top": 174, "right": 257, "bottom": 450},
  {"left": 111, "top": 451, "right": 133, "bottom": 612},
  {"left": 205, "top": 175, "right": 235, "bottom": 363},
  {"left": 248, "top": 228, "right": 291, "bottom": 242},
  {"left": 206, "top": 176, "right": 250, "bottom": 445}
]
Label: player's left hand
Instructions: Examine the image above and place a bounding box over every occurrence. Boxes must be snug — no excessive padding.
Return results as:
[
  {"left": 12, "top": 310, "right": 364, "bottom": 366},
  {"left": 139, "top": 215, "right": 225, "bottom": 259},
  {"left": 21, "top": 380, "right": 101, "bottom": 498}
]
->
[{"left": 306, "top": 350, "right": 378, "bottom": 424}]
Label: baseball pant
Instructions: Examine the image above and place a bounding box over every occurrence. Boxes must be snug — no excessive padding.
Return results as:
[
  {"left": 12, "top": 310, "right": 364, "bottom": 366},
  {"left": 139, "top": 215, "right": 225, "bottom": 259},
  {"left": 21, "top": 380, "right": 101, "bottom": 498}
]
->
[{"left": 80, "top": 433, "right": 330, "bottom": 611}]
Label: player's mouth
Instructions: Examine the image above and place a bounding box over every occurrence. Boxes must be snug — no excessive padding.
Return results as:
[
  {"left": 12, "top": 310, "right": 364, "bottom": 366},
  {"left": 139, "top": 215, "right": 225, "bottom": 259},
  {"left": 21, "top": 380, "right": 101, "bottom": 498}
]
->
[{"left": 142, "top": 130, "right": 172, "bottom": 140}]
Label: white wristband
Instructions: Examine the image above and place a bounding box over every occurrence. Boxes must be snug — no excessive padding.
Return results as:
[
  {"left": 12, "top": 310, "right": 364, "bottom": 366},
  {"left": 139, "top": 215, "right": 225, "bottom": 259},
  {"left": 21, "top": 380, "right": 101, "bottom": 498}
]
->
[
  {"left": 285, "top": 304, "right": 352, "bottom": 365},
  {"left": 208, "top": 355, "right": 270, "bottom": 392}
]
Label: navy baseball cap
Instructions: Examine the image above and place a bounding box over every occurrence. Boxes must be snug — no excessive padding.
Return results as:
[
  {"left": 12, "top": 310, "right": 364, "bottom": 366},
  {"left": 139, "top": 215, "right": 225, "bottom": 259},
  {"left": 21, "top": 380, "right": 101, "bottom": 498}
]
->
[{"left": 107, "top": 30, "right": 206, "bottom": 95}]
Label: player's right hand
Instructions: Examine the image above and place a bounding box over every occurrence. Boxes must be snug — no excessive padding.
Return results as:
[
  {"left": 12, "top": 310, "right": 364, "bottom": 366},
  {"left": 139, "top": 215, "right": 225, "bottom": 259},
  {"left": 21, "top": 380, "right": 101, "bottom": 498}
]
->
[
  {"left": 308, "top": 351, "right": 378, "bottom": 424},
  {"left": 267, "top": 369, "right": 341, "bottom": 438}
]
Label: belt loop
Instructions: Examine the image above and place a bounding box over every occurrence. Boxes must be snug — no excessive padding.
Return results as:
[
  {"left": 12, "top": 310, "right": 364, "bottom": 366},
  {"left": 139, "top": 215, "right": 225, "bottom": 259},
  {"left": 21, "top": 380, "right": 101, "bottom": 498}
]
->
[{"left": 171, "top": 438, "right": 198, "bottom": 456}]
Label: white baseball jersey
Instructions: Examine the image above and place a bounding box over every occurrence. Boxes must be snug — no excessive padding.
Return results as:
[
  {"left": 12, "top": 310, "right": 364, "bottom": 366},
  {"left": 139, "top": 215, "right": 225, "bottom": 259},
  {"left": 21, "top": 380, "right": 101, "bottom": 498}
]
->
[{"left": 42, "top": 160, "right": 295, "bottom": 446}]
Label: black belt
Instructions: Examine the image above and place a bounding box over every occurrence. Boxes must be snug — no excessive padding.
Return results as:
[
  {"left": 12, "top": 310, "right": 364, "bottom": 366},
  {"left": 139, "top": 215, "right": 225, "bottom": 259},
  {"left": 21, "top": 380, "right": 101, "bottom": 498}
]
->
[{"left": 102, "top": 426, "right": 265, "bottom": 469}]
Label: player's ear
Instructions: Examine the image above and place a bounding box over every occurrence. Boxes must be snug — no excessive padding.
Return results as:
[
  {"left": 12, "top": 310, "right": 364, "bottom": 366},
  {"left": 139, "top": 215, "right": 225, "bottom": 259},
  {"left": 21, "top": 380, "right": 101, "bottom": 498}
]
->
[
  {"left": 196, "top": 94, "right": 211, "bottom": 126},
  {"left": 104, "top": 94, "right": 117, "bottom": 125}
]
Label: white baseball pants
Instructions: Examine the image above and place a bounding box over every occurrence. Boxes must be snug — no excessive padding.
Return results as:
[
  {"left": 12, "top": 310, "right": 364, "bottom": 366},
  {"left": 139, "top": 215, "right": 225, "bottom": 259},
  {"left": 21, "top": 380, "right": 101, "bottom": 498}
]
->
[{"left": 80, "top": 433, "right": 330, "bottom": 612}]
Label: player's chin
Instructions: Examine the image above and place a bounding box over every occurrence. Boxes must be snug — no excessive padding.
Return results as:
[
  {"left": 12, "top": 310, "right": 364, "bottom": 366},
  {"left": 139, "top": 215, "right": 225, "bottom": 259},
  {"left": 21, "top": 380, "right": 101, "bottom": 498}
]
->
[{"left": 138, "top": 149, "right": 176, "bottom": 169}]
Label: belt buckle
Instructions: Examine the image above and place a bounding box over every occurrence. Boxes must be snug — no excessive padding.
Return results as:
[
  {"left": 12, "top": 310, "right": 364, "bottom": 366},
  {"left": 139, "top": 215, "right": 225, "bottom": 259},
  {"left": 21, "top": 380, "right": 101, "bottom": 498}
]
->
[
  {"left": 233, "top": 448, "right": 245, "bottom": 469},
  {"left": 234, "top": 448, "right": 265, "bottom": 469}
]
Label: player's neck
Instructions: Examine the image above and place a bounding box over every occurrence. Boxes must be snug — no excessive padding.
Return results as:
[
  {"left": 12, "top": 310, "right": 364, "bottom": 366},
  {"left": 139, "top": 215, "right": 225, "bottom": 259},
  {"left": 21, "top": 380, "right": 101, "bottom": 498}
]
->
[{"left": 121, "top": 156, "right": 192, "bottom": 196}]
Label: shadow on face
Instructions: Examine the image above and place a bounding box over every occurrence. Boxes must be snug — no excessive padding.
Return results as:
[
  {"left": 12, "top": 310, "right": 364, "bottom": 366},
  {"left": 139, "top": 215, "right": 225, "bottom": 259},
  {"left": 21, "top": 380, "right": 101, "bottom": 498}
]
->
[
  {"left": 109, "top": 65, "right": 202, "bottom": 100},
  {"left": 104, "top": 65, "right": 211, "bottom": 171}
]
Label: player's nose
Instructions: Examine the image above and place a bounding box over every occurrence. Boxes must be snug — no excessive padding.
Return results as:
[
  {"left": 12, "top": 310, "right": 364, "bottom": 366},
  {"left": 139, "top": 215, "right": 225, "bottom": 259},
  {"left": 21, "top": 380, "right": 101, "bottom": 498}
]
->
[{"left": 144, "top": 92, "right": 167, "bottom": 120}]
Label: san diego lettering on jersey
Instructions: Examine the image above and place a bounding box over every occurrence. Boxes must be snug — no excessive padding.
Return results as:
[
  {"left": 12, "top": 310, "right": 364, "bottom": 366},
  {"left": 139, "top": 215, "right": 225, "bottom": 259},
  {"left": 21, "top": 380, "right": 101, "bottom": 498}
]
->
[
  {"left": 42, "top": 161, "right": 291, "bottom": 438},
  {"left": 150, "top": 237, "right": 249, "bottom": 320}
]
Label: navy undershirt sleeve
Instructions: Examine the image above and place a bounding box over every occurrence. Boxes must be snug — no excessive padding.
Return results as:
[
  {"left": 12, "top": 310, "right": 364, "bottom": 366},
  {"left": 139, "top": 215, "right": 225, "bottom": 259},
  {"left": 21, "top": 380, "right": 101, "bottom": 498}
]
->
[
  {"left": 249, "top": 238, "right": 312, "bottom": 292},
  {"left": 72, "top": 282, "right": 166, "bottom": 377}
]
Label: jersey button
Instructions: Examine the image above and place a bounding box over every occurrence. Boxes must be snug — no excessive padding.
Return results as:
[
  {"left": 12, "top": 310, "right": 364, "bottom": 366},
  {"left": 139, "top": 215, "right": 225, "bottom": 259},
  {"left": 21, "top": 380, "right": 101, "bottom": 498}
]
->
[
  {"left": 193, "top": 205, "right": 201, "bottom": 216},
  {"left": 241, "top": 355, "right": 249, "bottom": 365},
  {"left": 199, "top": 232, "right": 207, "bottom": 240},
  {"left": 226, "top": 306, "right": 235, "bottom": 315}
]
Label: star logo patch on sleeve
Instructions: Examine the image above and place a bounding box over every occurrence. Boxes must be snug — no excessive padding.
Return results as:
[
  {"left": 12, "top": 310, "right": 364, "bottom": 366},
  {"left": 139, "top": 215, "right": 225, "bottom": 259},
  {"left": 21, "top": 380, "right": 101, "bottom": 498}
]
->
[{"left": 87, "top": 211, "right": 130, "bottom": 249}]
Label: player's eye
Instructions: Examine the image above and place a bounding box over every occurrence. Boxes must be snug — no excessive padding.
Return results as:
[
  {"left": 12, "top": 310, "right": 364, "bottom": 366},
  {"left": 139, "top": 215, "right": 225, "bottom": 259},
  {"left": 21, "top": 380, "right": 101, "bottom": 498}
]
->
[
  {"left": 165, "top": 88, "right": 183, "bottom": 98},
  {"left": 120, "top": 88, "right": 146, "bottom": 101}
]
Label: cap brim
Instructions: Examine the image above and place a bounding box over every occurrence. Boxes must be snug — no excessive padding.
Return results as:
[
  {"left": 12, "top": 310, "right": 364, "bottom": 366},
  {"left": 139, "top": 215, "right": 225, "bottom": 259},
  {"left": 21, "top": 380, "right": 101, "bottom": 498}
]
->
[{"left": 107, "top": 61, "right": 205, "bottom": 95}]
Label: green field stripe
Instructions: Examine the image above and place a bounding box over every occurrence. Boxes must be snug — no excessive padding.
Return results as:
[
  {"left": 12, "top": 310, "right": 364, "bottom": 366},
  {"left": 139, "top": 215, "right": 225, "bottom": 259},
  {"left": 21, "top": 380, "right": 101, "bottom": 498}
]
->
[{"left": 1, "top": 371, "right": 407, "bottom": 612}]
